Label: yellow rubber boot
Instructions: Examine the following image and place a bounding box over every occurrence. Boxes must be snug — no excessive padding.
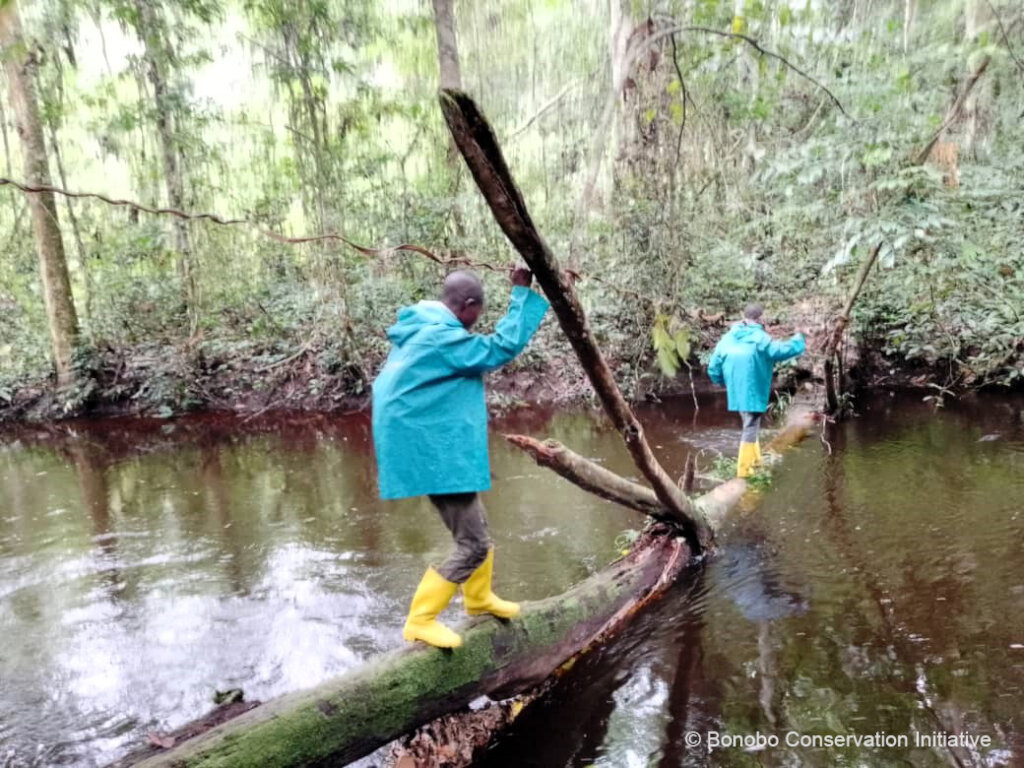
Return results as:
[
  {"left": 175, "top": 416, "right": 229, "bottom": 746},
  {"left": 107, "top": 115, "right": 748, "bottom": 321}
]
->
[
  {"left": 463, "top": 549, "right": 520, "bottom": 619},
  {"left": 402, "top": 567, "right": 463, "bottom": 648},
  {"left": 737, "top": 442, "right": 758, "bottom": 478},
  {"left": 752, "top": 440, "right": 764, "bottom": 468}
]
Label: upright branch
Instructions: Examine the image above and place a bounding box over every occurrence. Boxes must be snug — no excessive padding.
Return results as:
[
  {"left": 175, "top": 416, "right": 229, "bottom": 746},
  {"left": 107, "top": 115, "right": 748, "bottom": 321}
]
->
[
  {"left": 915, "top": 56, "right": 991, "bottom": 165},
  {"left": 439, "top": 88, "right": 712, "bottom": 549},
  {"left": 824, "top": 243, "right": 882, "bottom": 414},
  {"left": 985, "top": 0, "right": 1024, "bottom": 75}
]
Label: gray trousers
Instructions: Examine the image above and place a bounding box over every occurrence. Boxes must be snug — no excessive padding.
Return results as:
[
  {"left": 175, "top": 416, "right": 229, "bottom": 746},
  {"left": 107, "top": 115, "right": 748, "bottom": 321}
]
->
[
  {"left": 428, "top": 493, "right": 492, "bottom": 584},
  {"left": 740, "top": 412, "right": 763, "bottom": 443}
]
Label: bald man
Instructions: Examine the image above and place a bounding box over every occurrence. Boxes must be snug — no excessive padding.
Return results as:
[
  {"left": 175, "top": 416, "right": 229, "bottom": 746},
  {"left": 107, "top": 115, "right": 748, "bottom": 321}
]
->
[{"left": 372, "top": 268, "right": 549, "bottom": 648}]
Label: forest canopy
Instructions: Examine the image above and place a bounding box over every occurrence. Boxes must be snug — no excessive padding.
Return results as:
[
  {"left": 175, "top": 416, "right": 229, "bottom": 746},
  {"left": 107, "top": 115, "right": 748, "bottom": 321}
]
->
[{"left": 0, "top": 0, "right": 1021, "bottom": 416}]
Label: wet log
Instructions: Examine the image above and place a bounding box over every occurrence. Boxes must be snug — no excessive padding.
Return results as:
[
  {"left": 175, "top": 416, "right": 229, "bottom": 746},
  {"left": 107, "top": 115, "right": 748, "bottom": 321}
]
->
[
  {"left": 118, "top": 89, "right": 826, "bottom": 768},
  {"left": 384, "top": 398, "right": 823, "bottom": 767},
  {"left": 115, "top": 411, "right": 821, "bottom": 768},
  {"left": 115, "top": 530, "right": 692, "bottom": 768},
  {"left": 505, "top": 433, "right": 746, "bottom": 530},
  {"left": 505, "top": 400, "right": 819, "bottom": 531},
  {"left": 438, "top": 88, "right": 712, "bottom": 549}
]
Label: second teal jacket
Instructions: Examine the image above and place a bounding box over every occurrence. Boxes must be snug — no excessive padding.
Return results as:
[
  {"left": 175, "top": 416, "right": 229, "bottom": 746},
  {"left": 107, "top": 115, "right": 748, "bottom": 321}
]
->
[
  {"left": 707, "top": 323, "right": 805, "bottom": 413},
  {"left": 372, "top": 286, "right": 549, "bottom": 500}
]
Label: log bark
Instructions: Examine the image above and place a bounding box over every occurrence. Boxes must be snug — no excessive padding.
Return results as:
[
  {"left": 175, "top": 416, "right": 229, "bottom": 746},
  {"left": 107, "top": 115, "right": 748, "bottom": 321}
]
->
[
  {"left": 0, "top": 0, "right": 80, "bottom": 386},
  {"left": 505, "top": 434, "right": 747, "bottom": 530},
  {"left": 439, "top": 88, "right": 712, "bottom": 549},
  {"left": 505, "top": 401, "right": 820, "bottom": 531},
  {"left": 115, "top": 531, "right": 692, "bottom": 768}
]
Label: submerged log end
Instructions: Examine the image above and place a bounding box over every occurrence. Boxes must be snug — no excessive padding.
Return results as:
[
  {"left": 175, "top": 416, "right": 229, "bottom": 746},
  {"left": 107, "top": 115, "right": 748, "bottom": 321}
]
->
[
  {"left": 769, "top": 397, "right": 821, "bottom": 453},
  {"left": 505, "top": 433, "right": 560, "bottom": 466},
  {"left": 504, "top": 433, "right": 668, "bottom": 519}
]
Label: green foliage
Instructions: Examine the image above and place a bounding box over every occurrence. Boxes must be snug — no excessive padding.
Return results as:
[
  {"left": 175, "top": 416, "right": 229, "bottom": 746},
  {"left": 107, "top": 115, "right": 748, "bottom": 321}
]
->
[
  {"left": 651, "top": 313, "right": 692, "bottom": 379},
  {"left": 1, "top": 0, "right": 1022, "bottom": 414}
]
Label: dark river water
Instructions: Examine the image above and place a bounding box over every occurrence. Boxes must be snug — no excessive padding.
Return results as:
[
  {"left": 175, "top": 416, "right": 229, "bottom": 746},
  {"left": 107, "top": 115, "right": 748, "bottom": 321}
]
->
[{"left": 1, "top": 393, "right": 1022, "bottom": 767}]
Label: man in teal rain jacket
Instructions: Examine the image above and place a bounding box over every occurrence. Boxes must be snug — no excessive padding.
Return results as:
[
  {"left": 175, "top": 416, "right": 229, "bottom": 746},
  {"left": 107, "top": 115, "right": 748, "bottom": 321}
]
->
[
  {"left": 707, "top": 304, "right": 805, "bottom": 478},
  {"left": 372, "top": 268, "right": 549, "bottom": 648}
]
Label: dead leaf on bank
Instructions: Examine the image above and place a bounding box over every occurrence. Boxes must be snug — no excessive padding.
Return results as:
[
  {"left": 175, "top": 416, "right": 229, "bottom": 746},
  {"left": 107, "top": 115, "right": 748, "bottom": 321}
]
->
[
  {"left": 394, "top": 757, "right": 417, "bottom": 768},
  {"left": 147, "top": 732, "right": 176, "bottom": 749}
]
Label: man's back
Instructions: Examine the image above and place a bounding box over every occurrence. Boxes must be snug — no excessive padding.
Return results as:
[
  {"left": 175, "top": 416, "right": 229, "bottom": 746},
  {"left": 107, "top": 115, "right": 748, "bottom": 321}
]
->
[
  {"left": 709, "top": 322, "right": 805, "bottom": 413},
  {"left": 372, "top": 285, "right": 548, "bottom": 500}
]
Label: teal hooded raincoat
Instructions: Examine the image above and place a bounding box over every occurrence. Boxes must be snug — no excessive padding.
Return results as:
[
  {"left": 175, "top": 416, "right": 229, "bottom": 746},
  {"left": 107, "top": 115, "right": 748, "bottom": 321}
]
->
[
  {"left": 707, "top": 323, "right": 805, "bottom": 413},
  {"left": 372, "top": 285, "right": 549, "bottom": 500}
]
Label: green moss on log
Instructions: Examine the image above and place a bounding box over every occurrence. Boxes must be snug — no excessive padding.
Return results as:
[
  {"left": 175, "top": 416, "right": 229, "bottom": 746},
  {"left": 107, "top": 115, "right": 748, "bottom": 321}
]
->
[{"left": 126, "top": 536, "right": 687, "bottom": 768}]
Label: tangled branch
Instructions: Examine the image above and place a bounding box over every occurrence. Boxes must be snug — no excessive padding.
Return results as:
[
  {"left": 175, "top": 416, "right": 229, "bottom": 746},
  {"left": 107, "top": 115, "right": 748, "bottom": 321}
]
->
[
  {"left": 650, "top": 18, "right": 850, "bottom": 118},
  {"left": 0, "top": 176, "right": 507, "bottom": 271},
  {"left": 0, "top": 176, "right": 651, "bottom": 297},
  {"left": 986, "top": 0, "right": 1024, "bottom": 76}
]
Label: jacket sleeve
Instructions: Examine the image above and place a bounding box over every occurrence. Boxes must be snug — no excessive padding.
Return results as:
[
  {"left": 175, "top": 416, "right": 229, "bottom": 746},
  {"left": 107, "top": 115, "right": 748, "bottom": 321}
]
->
[
  {"left": 442, "top": 286, "right": 550, "bottom": 375},
  {"left": 766, "top": 333, "right": 806, "bottom": 363},
  {"left": 707, "top": 341, "right": 726, "bottom": 386}
]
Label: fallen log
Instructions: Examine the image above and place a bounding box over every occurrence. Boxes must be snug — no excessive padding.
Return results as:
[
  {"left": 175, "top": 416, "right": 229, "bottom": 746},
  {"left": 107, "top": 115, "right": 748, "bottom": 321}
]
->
[
  {"left": 505, "top": 434, "right": 747, "bottom": 529},
  {"left": 438, "top": 88, "right": 712, "bottom": 549},
  {"left": 383, "top": 397, "right": 822, "bottom": 766},
  {"left": 115, "top": 528, "right": 693, "bottom": 768},
  {"left": 116, "top": 90, "right": 827, "bottom": 767},
  {"left": 504, "top": 397, "right": 819, "bottom": 526}
]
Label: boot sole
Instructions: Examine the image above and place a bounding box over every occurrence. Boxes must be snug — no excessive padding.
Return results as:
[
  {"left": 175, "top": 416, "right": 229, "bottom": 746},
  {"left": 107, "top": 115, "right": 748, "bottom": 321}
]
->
[
  {"left": 402, "top": 629, "right": 462, "bottom": 648},
  {"left": 466, "top": 609, "right": 520, "bottom": 619}
]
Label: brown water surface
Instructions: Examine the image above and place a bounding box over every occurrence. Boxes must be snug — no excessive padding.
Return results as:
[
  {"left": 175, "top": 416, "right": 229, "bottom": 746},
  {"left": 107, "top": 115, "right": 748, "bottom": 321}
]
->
[{"left": 0, "top": 393, "right": 1022, "bottom": 766}]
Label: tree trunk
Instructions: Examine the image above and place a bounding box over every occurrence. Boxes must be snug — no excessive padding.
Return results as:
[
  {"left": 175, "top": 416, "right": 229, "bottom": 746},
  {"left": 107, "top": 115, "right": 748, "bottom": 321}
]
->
[
  {"left": 569, "top": 0, "right": 631, "bottom": 268},
  {"left": 902, "top": 0, "right": 916, "bottom": 53},
  {"left": 915, "top": 55, "right": 990, "bottom": 166},
  {"left": 134, "top": 0, "right": 197, "bottom": 332},
  {"left": 47, "top": 107, "right": 93, "bottom": 333},
  {"left": 962, "top": 0, "right": 993, "bottom": 157},
  {"left": 431, "top": 0, "right": 467, "bottom": 242},
  {"left": 0, "top": 0, "right": 79, "bottom": 386}
]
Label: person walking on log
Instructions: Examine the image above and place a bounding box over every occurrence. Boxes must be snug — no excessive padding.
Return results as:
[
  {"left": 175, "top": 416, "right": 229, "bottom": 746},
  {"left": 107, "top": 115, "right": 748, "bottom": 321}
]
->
[
  {"left": 372, "top": 268, "right": 549, "bottom": 648},
  {"left": 707, "top": 304, "right": 805, "bottom": 478}
]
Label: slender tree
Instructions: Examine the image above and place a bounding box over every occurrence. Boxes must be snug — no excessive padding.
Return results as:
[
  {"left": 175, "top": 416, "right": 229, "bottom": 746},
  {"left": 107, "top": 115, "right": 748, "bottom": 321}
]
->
[
  {"left": 129, "top": 0, "right": 198, "bottom": 332},
  {"left": 0, "top": 0, "right": 79, "bottom": 386},
  {"left": 431, "top": 0, "right": 466, "bottom": 241}
]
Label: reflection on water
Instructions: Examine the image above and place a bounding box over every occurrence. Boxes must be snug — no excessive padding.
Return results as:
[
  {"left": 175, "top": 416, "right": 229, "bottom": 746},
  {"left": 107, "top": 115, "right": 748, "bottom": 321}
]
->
[
  {"left": 1, "top": 393, "right": 1023, "bottom": 766},
  {"left": 482, "top": 394, "right": 1024, "bottom": 768}
]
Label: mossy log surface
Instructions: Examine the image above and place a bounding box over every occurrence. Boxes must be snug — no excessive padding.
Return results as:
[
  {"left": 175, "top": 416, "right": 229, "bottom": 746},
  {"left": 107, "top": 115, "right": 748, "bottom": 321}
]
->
[{"left": 117, "top": 531, "right": 691, "bottom": 768}]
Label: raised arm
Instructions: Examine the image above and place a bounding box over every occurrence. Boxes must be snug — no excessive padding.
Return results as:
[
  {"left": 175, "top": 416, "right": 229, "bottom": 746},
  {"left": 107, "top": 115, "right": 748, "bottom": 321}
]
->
[
  {"left": 766, "top": 333, "right": 806, "bottom": 363},
  {"left": 442, "top": 285, "right": 549, "bottom": 375},
  {"left": 707, "top": 342, "right": 726, "bottom": 387}
]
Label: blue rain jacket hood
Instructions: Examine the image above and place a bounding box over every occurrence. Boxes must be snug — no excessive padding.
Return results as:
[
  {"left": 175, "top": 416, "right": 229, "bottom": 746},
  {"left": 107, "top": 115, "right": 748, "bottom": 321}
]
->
[
  {"left": 372, "top": 285, "right": 549, "bottom": 500},
  {"left": 707, "top": 322, "right": 805, "bottom": 413}
]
